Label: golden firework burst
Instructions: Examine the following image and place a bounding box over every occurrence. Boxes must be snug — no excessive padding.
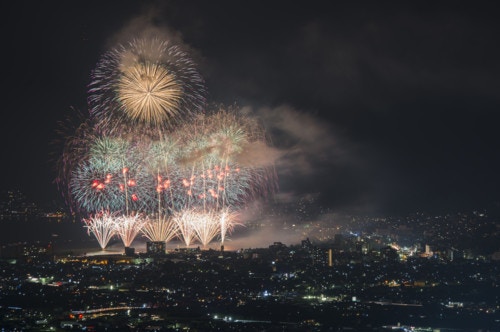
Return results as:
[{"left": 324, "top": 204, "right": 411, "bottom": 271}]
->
[{"left": 117, "top": 62, "right": 183, "bottom": 126}]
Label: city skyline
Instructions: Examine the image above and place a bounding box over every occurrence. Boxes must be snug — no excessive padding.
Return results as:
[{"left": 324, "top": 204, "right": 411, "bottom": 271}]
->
[{"left": 3, "top": 1, "right": 500, "bottom": 217}]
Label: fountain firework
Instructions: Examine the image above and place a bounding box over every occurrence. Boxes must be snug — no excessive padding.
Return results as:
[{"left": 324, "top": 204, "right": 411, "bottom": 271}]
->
[
  {"left": 141, "top": 215, "right": 178, "bottom": 243},
  {"left": 113, "top": 213, "right": 148, "bottom": 248},
  {"left": 83, "top": 210, "right": 118, "bottom": 250},
  {"left": 173, "top": 209, "right": 198, "bottom": 247}
]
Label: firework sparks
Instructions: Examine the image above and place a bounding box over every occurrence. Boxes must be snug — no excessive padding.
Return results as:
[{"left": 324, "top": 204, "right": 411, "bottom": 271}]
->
[
  {"left": 83, "top": 210, "right": 118, "bottom": 250},
  {"left": 88, "top": 37, "right": 206, "bottom": 134},
  {"left": 141, "top": 215, "right": 178, "bottom": 243},
  {"left": 114, "top": 213, "right": 147, "bottom": 248},
  {"left": 172, "top": 210, "right": 198, "bottom": 247},
  {"left": 172, "top": 107, "right": 278, "bottom": 211},
  {"left": 218, "top": 208, "right": 241, "bottom": 245},
  {"left": 191, "top": 211, "right": 221, "bottom": 248},
  {"left": 69, "top": 136, "right": 156, "bottom": 214},
  {"left": 56, "top": 35, "right": 278, "bottom": 252},
  {"left": 118, "top": 62, "right": 182, "bottom": 126}
]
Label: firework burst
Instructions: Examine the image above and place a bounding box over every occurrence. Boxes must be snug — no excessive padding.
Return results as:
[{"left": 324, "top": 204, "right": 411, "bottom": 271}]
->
[
  {"left": 88, "top": 37, "right": 206, "bottom": 135},
  {"left": 52, "top": 108, "right": 97, "bottom": 214},
  {"left": 69, "top": 136, "right": 156, "bottom": 214},
  {"left": 172, "top": 107, "right": 278, "bottom": 211},
  {"left": 118, "top": 62, "right": 183, "bottom": 126}
]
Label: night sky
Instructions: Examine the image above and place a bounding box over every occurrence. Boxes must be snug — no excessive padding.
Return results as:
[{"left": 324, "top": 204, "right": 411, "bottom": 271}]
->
[{"left": 3, "top": 1, "right": 500, "bottom": 217}]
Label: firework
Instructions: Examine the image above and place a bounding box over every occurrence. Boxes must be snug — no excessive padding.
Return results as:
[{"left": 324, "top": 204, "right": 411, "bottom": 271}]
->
[
  {"left": 172, "top": 210, "right": 198, "bottom": 247},
  {"left": 169, "top": 107, "right": 278, "bottom": 211},
  {"left": 52, "top": 109, "right": 96, "bottom": 214},
  {"left": 218, "top": 208, "right": 240, "bottom": 245},
  {"left": 88, "top": 37, "right": 206, "bottom": 135},
  {"left": 56, "top": 33, "right": 278, "bottom": 252},
  {"left": 70, "top": 162, "right": 150, "bottom": 214},
  {"left": 143, "top": 135, "right": 184, "bottom": 214},
  {"left": 114, "top": 213, "right": 147, "bottom": 248},
  {"left": 83, "top": 210, "right": 118, "bottom": 250},
  {"left": 191, "top": 211, "right": 221, "bottom": 248},
  {"left": 69, "top": 137, "right": 156, "bottom": 214},
  {"left": 169, "top": 208, "right": 241, "bottom": 248},
  {"left": 117, "top": 62, "right": 183, "bottom": 126},
  {"left": 141, "top": 215, "right": 178, "bottom": 243},
  {"left": 192, "top": 208, "right": 241, "bottom": 247},
  {"left": 88, "top": 136, "right": 134, "bottom": 171},
  {"left": 144, "top": 135, "right": 181, "bottom": 172}
]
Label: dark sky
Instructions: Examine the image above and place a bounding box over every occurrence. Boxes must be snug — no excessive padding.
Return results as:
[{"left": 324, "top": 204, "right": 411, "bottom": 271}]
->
[{"left": 3, "top": 1, "right": 500, "bottom": 216}]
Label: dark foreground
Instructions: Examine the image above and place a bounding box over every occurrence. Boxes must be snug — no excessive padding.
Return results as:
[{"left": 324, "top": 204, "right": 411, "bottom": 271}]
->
[{"left": 0, "top": 239, "right": 498, "bottom": 332}]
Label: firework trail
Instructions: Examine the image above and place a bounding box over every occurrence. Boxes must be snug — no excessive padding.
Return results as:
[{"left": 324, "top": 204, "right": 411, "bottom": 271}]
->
[
  {"left": 83, "top": 210, "right": 118, "bottom": 250},
  {"left": 192, "top": 208, "right": 241, "bottom": 247},
  {"left": 218, "top": 208, "right": 240, "bottom": 245},
  {"left": 88, "top": 37, "right": 206, "bottom": 136},
  {"left": 143, "top": 134, "right": 184, "bottom": 214}
]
